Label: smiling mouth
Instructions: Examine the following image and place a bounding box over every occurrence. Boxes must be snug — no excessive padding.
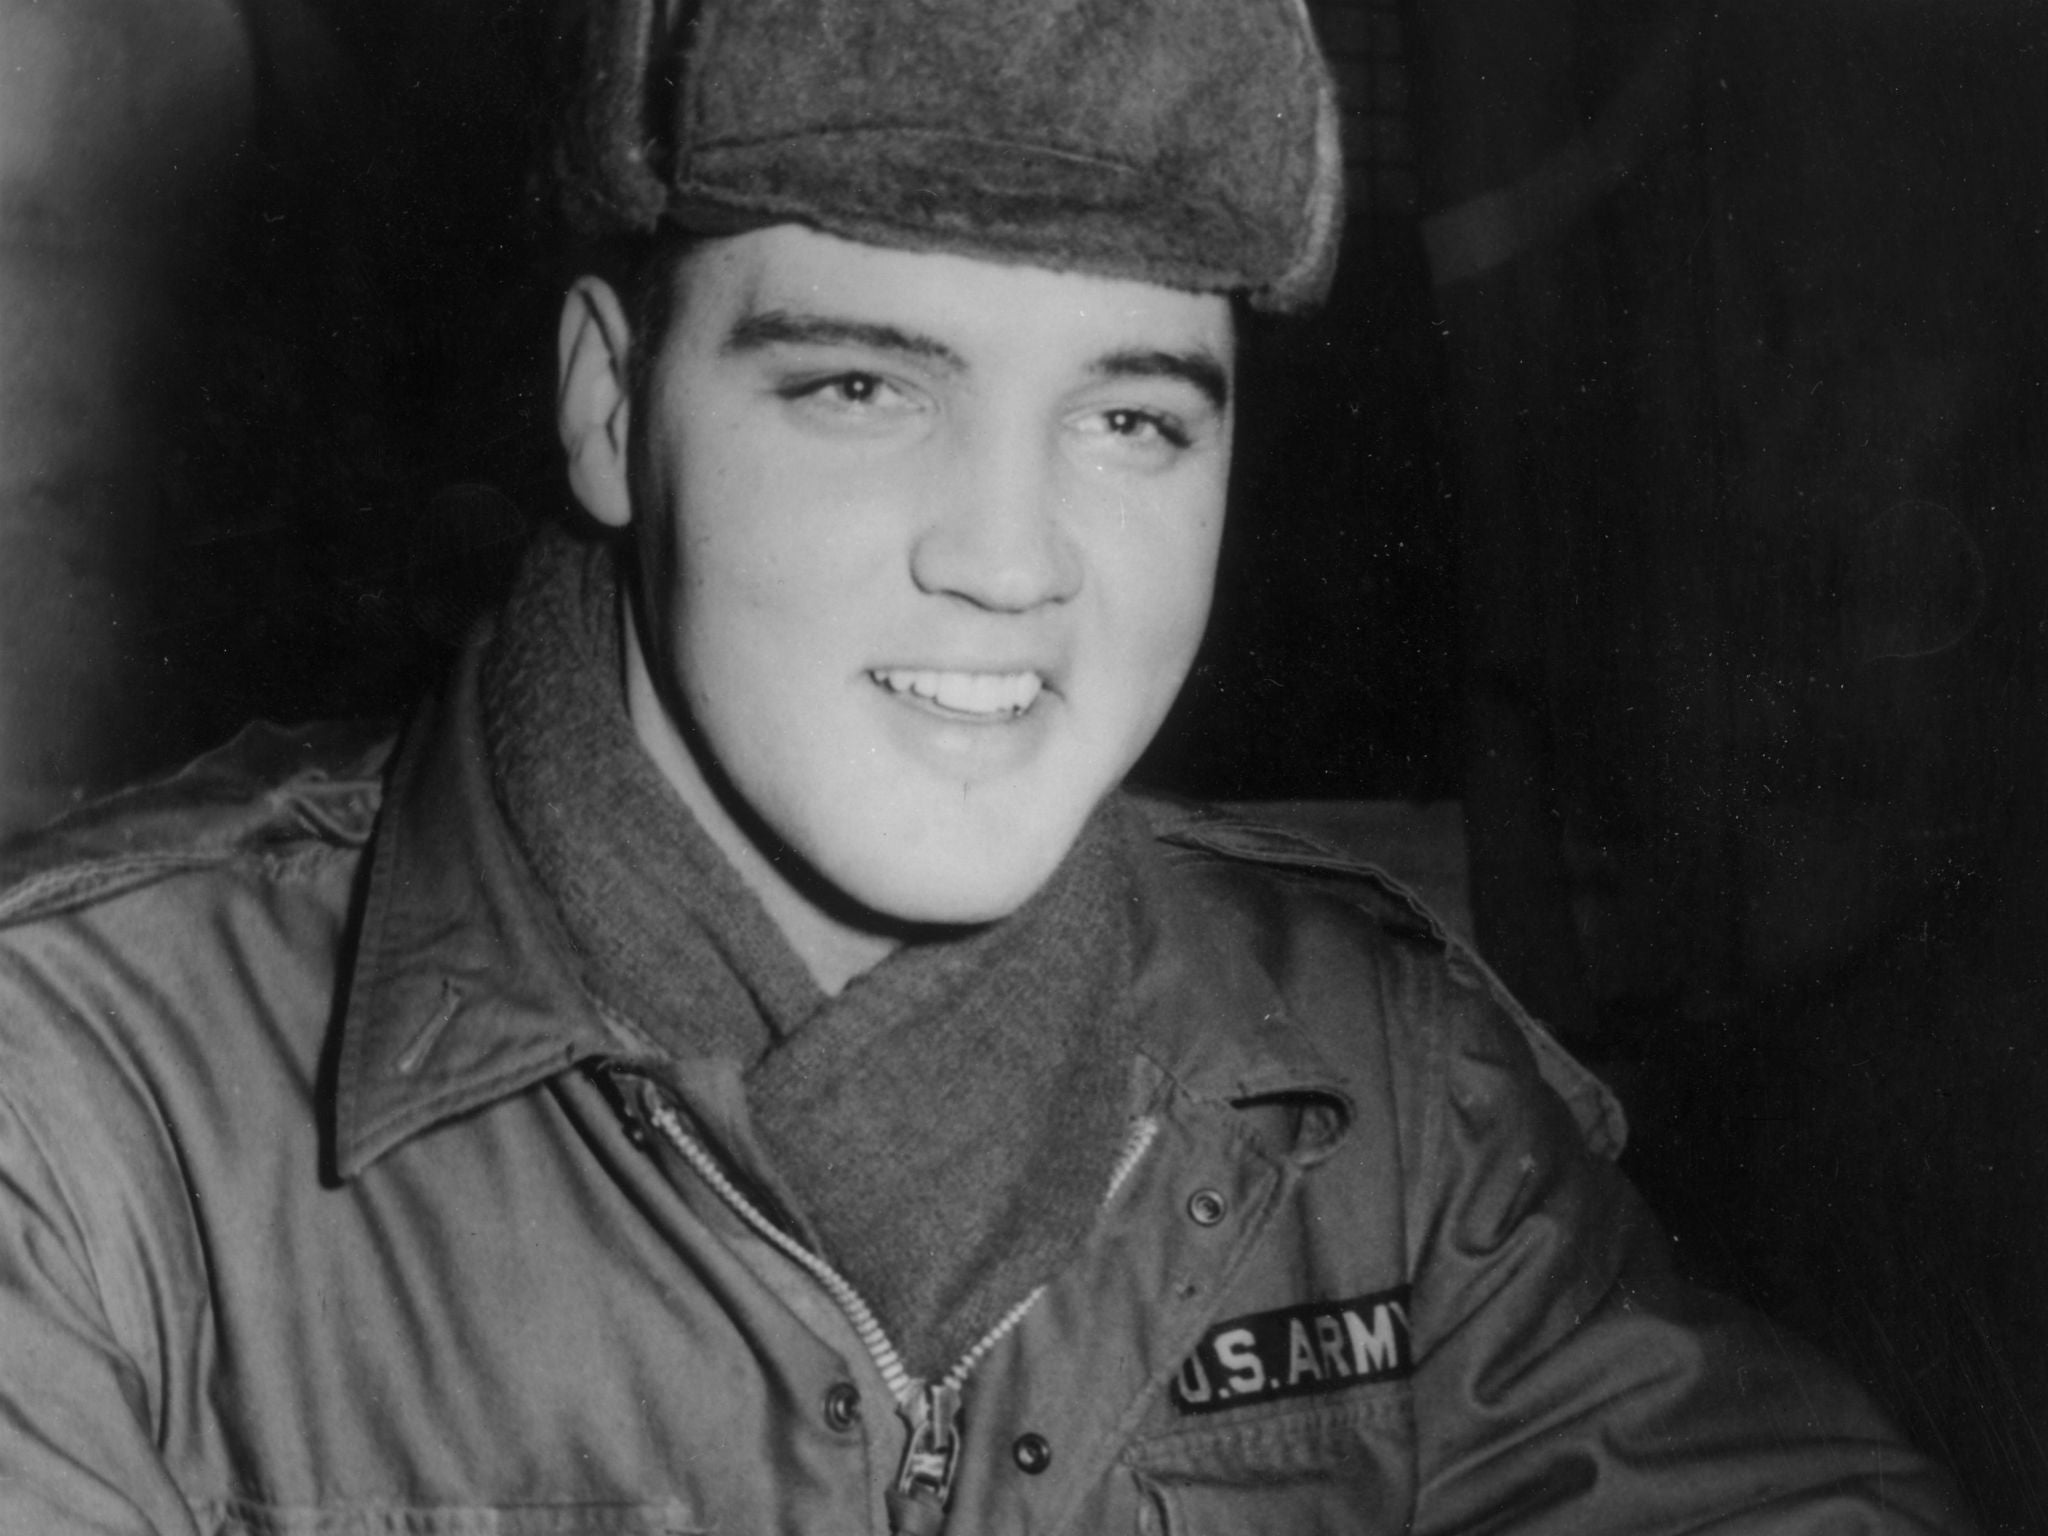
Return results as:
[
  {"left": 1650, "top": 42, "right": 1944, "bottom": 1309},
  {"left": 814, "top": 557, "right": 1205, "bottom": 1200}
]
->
[{"left": 872, "top": 667, "right": 1045, "bottom": 719}]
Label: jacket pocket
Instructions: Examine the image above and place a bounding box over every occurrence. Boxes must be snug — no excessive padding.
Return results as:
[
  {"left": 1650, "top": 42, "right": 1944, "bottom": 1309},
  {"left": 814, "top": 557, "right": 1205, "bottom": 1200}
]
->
[
  {"left": 1140, "top": 1475, "right": 1360, "bottom": 1536},
  {"left": 1127, "top": 1395, "right": 1411, "bottom": 1535},
  {"left": 198, "top": 1500, "right": 705, "bottom": 1535}
]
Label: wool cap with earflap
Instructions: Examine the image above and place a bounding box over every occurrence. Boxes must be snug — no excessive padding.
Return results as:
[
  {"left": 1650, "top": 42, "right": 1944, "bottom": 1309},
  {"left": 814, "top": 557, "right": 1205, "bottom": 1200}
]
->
[{"left": 552, "top": 0, "right": 1345, "bottom": 312}]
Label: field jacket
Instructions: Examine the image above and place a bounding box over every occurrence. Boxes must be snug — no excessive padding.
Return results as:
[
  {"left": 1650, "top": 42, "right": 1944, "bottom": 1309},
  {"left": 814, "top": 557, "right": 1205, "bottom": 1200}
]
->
[{"left": 0, "top": 644, "right": 1969, "bottom": 1535}]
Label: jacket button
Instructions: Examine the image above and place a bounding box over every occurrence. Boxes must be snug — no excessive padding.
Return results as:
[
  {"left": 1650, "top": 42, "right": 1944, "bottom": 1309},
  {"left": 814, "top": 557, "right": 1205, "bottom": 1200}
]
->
[
  {"left": 823, "top": 1382, "right": 861, "bottom": 1431},
  {"left": 1012, "top": 1432, "right": 1052, "bottom": 1474},
  {"left": 1187, "top": 1188, "right": 1228, "bottom": 1226}
]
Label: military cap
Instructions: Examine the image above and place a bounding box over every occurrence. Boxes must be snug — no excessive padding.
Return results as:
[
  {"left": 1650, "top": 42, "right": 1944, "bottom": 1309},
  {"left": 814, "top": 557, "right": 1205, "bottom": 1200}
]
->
[{"left": 553, "top": 0, "right": 1344, "bottom": 311}]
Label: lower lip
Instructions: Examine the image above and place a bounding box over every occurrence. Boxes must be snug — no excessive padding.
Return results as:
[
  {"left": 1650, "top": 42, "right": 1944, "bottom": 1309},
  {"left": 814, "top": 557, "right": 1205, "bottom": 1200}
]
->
[{"left": 869, "top": 677, "right": 1055, "bottom": 781}]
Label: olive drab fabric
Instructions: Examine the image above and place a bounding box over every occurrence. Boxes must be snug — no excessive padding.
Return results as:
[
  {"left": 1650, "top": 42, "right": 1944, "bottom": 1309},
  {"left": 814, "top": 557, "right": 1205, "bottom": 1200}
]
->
[{"left": 0, "top": 626, "right": 1971, "bottom": 1533}]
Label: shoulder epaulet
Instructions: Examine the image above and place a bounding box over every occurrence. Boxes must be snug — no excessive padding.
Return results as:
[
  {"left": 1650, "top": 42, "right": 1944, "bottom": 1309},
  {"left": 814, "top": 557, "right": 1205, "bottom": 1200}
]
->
[
  {"left": 1134, "top": 793, "right": 1454, "bottom": 951},
  {"left": 1131, "top": 792, "right": 1629, "bottom": 1160},
  {"left": 0, "top": 719, "right": 396, "bottom": 928}
]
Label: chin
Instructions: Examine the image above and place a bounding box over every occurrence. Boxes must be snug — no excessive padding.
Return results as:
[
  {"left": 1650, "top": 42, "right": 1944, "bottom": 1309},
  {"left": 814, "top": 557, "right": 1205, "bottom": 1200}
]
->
[
  {"left": 864, "top": 866, "right": 1052, "bottom": 930},
  {"left": 828, "top": 836, "right": 1071, "bottom": 931}
]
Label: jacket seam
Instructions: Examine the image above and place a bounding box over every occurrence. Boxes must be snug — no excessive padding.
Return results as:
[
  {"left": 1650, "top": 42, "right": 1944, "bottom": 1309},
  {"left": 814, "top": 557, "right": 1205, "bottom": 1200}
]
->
[
  {"left": 1123, "top": 1385, "right": 1411, "bottom": 1462},
  {"left": 1040, "top": 1098, "right": 1299, "bottom": 1536},
  {"left": 0, "top": 854, "right": 221, "bottom": 926},
  {"left": 1390, "top": 950, "right": 1448, "bottom": 1317},
  {"left": 0, "top": 999, "right": 162, "bottom": 1433},
  {"left": 0, "top": 1073, "right": 105, "bottom": 1312},
  {"left": 0, "top": 841, "right": 361, "bottom": 934},
  {"left": 1148, "top": 821, "right": 1448, "bottom": 941},
  {"left": 1132, "top": 1042, "right": 1236, "bottom": 1111},
  {"left": 249, "top": 841, "right": 361, "bottom": 888}
]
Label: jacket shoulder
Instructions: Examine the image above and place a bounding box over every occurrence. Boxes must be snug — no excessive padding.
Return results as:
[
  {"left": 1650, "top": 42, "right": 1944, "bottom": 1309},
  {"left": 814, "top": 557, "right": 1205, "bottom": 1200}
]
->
[
  {"left": 1135, "top": 793, "right": 1461, "bottom": 950},
  {"left": 0, "top": 719, "right": 396, "bottom": 929},
  {"left": 1131, "top": 792, "right": 1627, "bottom": 1160}
]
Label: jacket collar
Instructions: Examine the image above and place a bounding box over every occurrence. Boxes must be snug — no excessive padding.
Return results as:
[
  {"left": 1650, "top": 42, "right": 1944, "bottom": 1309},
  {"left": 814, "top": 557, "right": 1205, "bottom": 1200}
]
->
[
  {"left": 332, "top": 625, "right": 631, "bottom": 1179},
  {"left": 332, "top": 627, "right": 1355, "bottom": 1179}
]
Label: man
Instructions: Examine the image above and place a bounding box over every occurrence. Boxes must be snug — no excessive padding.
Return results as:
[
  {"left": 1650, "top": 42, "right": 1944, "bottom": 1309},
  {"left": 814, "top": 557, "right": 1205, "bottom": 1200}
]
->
[{"left": 0, "top": 0, "right": 1972, "bottom": 1531}]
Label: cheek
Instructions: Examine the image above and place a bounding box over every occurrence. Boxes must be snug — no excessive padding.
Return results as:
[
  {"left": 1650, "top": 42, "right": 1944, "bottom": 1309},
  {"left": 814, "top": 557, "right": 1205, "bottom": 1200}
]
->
[
  {"left": 680, "top": 423, "right": 908, "bottom": 605},
  {"left": 1106, "top": 489, "right": 1226, "bottom": 670},
  {"left": 649, "top": 444, "right": 795, "bottom": 655},
  {"left": 661, "top": 492, "right": 889, "bottom": 733}
]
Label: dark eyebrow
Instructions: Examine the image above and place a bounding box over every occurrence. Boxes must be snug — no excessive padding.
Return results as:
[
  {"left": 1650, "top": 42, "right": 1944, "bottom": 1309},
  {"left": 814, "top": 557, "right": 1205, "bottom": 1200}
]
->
[
  {"left": 721, "top": 308, "right": 965, "bottom": 371},
  {"left": 1092, "top": 349, "right": 1232, "bottom": 413},
  {"left": 722, "top": 310, "right": 1229, "bottom": 411}
]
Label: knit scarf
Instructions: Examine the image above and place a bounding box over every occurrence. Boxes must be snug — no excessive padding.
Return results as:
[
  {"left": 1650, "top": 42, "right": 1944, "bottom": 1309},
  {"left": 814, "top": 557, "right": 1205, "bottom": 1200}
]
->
[{"left": 479, "top": 529, "right": 1139, "bottom": 1378}]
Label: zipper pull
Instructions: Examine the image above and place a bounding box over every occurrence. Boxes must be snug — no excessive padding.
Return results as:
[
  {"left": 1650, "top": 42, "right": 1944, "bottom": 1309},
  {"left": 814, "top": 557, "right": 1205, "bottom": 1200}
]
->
[{"left": 887, "top": 1380, "right": 963, "bottom": 1536}]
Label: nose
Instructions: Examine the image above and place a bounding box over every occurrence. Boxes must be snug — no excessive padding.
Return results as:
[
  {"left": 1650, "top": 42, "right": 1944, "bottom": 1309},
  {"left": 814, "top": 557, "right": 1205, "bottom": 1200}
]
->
[{"left": 910, "top": 426, "right": 1083, "bottom": 612}]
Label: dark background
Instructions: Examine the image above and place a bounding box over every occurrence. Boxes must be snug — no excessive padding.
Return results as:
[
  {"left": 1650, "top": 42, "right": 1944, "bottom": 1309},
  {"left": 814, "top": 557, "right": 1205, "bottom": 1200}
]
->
[{"left": 2, "top": 0, "right": 2044, "bottom": 1526}]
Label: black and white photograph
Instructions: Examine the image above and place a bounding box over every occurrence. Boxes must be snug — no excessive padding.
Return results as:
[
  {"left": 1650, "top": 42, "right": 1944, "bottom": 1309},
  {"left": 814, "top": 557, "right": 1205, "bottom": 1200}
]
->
[{"left": 0, "top": 1, "right": 2040, "bottom": 1530}]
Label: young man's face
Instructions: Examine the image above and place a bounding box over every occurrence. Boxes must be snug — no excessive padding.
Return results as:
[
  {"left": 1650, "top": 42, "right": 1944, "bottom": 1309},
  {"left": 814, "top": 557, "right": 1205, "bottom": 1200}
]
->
[{"left": 564, "top": 224, "right": 1233, "bottom": 932}]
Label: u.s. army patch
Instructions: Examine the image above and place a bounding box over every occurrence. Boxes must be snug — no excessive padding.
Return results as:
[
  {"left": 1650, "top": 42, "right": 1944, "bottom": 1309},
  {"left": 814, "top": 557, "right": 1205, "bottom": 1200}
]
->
[{"left": 1170, "top": 1288, "right": 1412, "bottom": 1414}]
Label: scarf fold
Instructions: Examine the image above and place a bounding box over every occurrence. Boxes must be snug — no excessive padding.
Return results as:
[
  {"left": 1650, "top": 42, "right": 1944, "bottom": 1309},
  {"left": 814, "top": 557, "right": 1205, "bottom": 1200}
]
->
[{"left": 480, "top": 528, "right": 1138, "bottom": 1377}]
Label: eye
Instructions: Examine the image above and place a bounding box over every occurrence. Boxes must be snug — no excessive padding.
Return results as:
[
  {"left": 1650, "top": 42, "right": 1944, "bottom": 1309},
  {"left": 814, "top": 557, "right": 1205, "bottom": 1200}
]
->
[
  {"left": 770, "top": 369, "right": 930, "bottom": 439},
  {"left": 1069, "top": 404, "right": 1203, "bottom": 469},
  {"left": 1097, "top": 407, "right": 1192, "bottom": 449},
  {"left": 801, "top": 373, "right": 884, "bottom": 406},
  {"left": 778, "top": 371, "right": 920, "bottom": 419}
]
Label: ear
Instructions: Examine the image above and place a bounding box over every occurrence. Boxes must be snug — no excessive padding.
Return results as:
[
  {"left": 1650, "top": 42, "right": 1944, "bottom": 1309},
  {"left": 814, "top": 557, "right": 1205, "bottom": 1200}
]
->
[{"left": 557, "top": 275, "right": 636, "bottom": 529}]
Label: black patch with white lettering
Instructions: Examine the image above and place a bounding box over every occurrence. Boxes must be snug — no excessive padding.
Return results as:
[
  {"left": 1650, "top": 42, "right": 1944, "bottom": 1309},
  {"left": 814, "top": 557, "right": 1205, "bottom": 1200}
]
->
[{"left": 1170, "top": 1287, "right": 1413, "bottom": 1414}]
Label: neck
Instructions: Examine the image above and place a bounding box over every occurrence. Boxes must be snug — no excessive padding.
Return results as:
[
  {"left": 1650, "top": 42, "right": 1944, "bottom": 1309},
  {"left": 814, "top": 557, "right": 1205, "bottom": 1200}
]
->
[{"left": 620, "top": 620, "right": 899, "bottom": 996}]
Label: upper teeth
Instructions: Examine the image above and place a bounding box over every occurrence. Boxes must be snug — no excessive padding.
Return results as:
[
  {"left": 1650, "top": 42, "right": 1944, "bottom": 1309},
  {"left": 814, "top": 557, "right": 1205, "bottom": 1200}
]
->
[{"left": 875, "top": 668, "right": 1044, "bottom": 717}]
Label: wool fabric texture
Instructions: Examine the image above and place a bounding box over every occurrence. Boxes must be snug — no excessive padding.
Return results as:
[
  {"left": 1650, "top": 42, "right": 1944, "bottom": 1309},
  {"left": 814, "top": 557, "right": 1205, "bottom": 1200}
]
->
[
  {"left": 480, "top": 529, "right": 1141, "bottom": 1377},
  {"left": 552, "top": 0, "right": 1344, "bottom": 311}
]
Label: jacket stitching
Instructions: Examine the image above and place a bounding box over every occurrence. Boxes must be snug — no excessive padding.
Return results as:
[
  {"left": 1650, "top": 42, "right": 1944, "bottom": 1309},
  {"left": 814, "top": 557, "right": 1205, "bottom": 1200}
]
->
[
  {"left": 1123, "top": 1387, "right": 1410, "bottom": 1462},
  {"left": 0, "top": 958, "right": 166, "bottom": 1433},
  {"left": 1039, "top": 1101, "right": 1297, "bottom": 1536}
]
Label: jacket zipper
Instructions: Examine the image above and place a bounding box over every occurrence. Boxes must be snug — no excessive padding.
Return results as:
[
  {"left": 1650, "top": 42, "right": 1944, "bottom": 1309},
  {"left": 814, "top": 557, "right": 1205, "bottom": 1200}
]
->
[{"left": 640, "top": 1091, "right": 1159, "bottom": 1534}]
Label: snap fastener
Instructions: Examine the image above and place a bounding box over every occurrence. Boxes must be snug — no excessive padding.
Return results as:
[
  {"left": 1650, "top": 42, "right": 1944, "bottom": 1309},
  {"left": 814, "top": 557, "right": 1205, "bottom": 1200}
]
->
[
  {"left": 823, "top": 1382, "right": 861, "bottom": 1431},
  {"left": 1012, "top": 1432, "right": 1052, "bottom": 1474},
  {"left": 1187, "top": 1188, "right": 1228, "bottom": 1226}
]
